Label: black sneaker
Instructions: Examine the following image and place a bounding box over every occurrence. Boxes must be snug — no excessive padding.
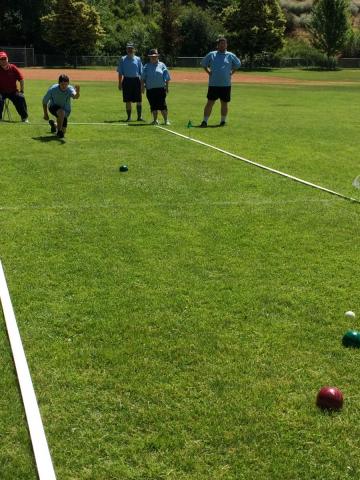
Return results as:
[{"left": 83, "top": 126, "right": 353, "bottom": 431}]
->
[
  {"left": 137, "top": 117, "right": 145, "bottom": 122},
  {"left": 126, "top": 117, "right": 131, "bottom": 122},
  {"left": 200, "top": 121, "right": 207, "bottom": 128},
  {"left": 219, "top": 121, "right": 226, "bottom": 127},
  {"left": 49, "top": 120, "right": 56, "bottom": 133},
  {"left": 57, "top": 130, "right": 64, "bottom": 139}
]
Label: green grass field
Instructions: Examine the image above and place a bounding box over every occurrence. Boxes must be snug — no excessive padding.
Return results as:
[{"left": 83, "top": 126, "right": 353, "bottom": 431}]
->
[{"left": 1, "top": 73, "right": 360, "bottom": 479}]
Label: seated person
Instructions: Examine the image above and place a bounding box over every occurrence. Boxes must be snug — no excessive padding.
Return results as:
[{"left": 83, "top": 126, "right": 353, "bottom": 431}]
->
[{"left": 0, "top": 51, "right": 28, "bottom": 122}]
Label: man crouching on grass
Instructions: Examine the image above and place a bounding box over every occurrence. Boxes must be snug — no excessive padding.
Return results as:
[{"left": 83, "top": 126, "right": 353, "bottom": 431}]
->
[{"left": 42, "top": 74, "right": 80, "bottom": 139}]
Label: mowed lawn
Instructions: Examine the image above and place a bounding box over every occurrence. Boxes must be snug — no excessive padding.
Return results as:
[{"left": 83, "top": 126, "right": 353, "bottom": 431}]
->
[{"left": 1, "top": 76, "right": 360, "bottom": 480}]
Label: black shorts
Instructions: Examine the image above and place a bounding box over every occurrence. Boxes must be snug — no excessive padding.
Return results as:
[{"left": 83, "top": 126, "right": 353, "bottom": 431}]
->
[
  {"left": 49, "top": 104, "right": 68, "bottom": 127},
  {"left": 122, "top": 77, "right": 141, "bottom": 103},
  {"left": 146, "top": 88, "right": 167, "bottom": 111},
  {"left": 207, "top": 86, "right": 231, "bottom": 103}
]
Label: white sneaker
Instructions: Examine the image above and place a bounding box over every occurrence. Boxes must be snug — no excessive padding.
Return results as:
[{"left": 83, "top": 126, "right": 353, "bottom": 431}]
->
[
  {"left": 150, "top": 120, "right": 159, "bottom": 125},
  {"left": 164, "top": 120, "right": 171, "bottom": 125},
  {"left": 22, "top": 118, "right": 29, "bottom": 123}
]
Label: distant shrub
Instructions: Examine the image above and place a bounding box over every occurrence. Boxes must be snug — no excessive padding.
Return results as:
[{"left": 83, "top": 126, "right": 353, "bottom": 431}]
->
[
  {"left": 275, "top": 37, "right": 332, "bottom": 66},
  {"left": 280, "top": 0, "right": 313, "bottom": 15},
  {"left": 342, "top": 28, "right": 360, "bottom": 56}
]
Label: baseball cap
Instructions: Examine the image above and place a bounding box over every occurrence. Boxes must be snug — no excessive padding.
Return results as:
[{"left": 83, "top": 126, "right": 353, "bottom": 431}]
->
[
  {"left": 148, "top": 49, "right": 159, "bottom": 57},
  {"left": 0, "top": 51, "right": 8, "bottom": 59},
  {"left": 126, "top": 43, "right": 135, "bottom": 48}
]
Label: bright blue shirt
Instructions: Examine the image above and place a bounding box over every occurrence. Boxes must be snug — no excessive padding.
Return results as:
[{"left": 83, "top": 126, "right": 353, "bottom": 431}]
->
[
  {"left": 117, "top": 55, "right": 143, "bottom": 78},
  {"left": 141, "top": 61, "right": 171, "bottom": 89},
  {"left": 43, "top": 84, "right": 76, "bottom": 116},
  {"left": 201, "top": 51, "right": 241, "bottom": 87}
]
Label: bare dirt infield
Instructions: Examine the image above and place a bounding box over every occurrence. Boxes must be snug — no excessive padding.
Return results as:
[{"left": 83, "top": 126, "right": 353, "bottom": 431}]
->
[
  {"left": 24, "top": 68, "right": 357, "bottom": 86},
  {"left": 24, "top": 68, "right": 299, "bottom": 85}
]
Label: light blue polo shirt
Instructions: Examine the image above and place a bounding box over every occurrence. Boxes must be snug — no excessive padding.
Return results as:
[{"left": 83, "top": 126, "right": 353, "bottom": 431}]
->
[
  {"left": 141, "top": 61, "right": 171, "bottom": 89},
  {"left": 117, "top": 55, "right": 143, "bottom": 78},
  {"left": 43, "top": 84, "right": 76, "bottom": 116},
  {"left": 201, "top": 51, "right": 241, "bottom": 87}
]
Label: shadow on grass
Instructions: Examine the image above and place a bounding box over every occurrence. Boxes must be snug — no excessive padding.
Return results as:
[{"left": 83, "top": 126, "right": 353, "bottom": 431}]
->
[
  {"left": 103, "top": 119, "right": 127, "bottom": 123},
  {"left": 192, "top": 124, "right": 223, "bottom": 129},
  {"left": 32, "top": 135, "right": 66, "bottom": 144},
  {"left": 127, "top": 123, "right": 153, "bottom": 127}
]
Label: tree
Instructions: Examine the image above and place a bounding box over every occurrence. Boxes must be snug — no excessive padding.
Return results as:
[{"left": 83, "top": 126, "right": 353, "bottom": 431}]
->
[
  {"left": 223, "top": 0, "right": 286, "bottom": 67},
  {"left": 41, "top": 0, "right": 104, "bottom": 56},
  {"left": 0, "top": 0, "right": 54, "bottom": 48},
  {"left": 308, "top": 0, "right": 350, "bottom": 62},
  {"left": 178, "top": 4, "right": 223, "bottom": 56},
  {"left": 159, "top": 0, "right": 182, "bottom": 61}
]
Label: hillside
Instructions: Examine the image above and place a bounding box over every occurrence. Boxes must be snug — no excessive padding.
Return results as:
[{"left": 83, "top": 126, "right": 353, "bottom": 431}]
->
[{"left": 281, "top": 0, "right": 360, "bottom": 35}]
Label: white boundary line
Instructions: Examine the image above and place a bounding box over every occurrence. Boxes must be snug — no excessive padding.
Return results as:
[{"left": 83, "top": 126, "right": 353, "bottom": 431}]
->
[
  {"left": 157, "top": 126, "right": 360, "bottom": 205},
  {"left": 25, "top": 122, "right": 129, "bottom": 126},
  {"left": 0, "top": 260, "right": 56, "bottom": 480}
]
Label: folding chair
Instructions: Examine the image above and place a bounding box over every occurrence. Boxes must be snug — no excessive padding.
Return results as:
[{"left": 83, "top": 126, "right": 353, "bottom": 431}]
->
[{"left": 3, "top": 98, "right": 12, "bottom": 121}]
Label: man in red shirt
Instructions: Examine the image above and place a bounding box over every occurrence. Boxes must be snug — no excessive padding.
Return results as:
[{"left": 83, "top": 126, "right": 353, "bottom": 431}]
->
[{"left": 0, "top": 51, "right": 28, "bottom": 122}]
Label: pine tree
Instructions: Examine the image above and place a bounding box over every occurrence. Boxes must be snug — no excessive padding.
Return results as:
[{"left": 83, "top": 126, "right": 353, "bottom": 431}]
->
[
  {"left": 223, "top": 0, "right": 286, "bottom": 67},
  {"left": 309, "top": 0, "right": 350, "bottom": 62}
]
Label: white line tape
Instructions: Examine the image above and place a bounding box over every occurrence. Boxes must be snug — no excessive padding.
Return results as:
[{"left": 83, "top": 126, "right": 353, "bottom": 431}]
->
[
  {"left": 26, "top": 122, "right": 129, "bottom": 126},
  {"left": 0, "top": 198, "right": 332, "bottom": 212},
  {"left": 0, "top": 260, "right": 56, "bottom": 480},
  {"left": 157, "top": 126, "right": 360, "bottom": 205}
]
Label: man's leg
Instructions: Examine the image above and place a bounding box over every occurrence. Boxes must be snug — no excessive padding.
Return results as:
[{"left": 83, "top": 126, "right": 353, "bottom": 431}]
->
[
  {"left": 161, "top": 109, "right": 169, "bottom": 124},
  {"left": 126, "top": 101, "right": 132, "bottom": 121},
  {"left": 220, "top": 100, "right": 228, "bottom": 126},
  {"left": 136, "top": 102, "right": 143, "bottom": 121},
  {"left": 9, "top": 92, "right": 28, "bottom": 121},
  {"left": 56, "top": 108, "right": 65, "bottom": 137},
  {"left": 0, "top": 94, "right": 4, "bottom": 120},
  {"left": 151, "top": 110, "right": 158, "bottom": 124},
  {"left": 201, "top": 99, "right": 215, "bottom": 127}
]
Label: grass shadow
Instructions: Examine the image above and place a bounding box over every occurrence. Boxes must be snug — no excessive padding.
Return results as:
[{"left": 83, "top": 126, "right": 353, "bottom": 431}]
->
[
  {"left": 32, "top": 135, "right": 66, "bottom": 144},
  {"left": 128, "top": 123, "right": 153, "bottom": 127},
  {"left": 103, "top": 120, "right": 127, "bottom": 124},
  {"left": 192, "top": 124, "right": 223, "bottom": 129}
]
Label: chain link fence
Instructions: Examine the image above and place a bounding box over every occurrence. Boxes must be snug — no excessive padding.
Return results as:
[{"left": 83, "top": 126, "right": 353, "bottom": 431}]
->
[{"left": 0, "top": 46, "right": 34, "bottom": 66}]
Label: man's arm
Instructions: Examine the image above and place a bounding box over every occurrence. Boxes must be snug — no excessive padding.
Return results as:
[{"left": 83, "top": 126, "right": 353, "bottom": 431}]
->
[
  {"left": 72, "top": 85, "right": 80, "bottom": 99},
  {"left": 140, "top": 79, "right": 145, "bottom": 94},
  {"left": 118, "top": 73, "right": 123, "bottom": 90},
  {"left": 43, "top": 102, "right": 49, "bottom": 120},
  {"left": 19, "top": 79, "right": 25, "bottom": 94}
]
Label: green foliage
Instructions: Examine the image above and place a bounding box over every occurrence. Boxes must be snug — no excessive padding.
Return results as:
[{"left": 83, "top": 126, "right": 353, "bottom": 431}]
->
[
  {"left": 280, "top": 0, "right": 314, "bottom": 15},
  {"left": 41, "top": 0, "right": 104, "bottom": 56},
  {"left": 223, "top": 0, "right": 286, "bottom": 65},
  {"left": 178, "top": 4, "right": 223, "bottom": 56},
  {"left": 308, "top": 0, "right": 351, "bottom": 60},
  {"left": 342, "top": 27, "right": 360, "bottom": 56},
  {"left": 0, "top": 0, "right": 54, "bottom": 48},
  {"left": 275, "top": 37, "right": 332, "bottom": 67},
  {"left": 159, "top": 0, "right": 183, "bottom": 60}
]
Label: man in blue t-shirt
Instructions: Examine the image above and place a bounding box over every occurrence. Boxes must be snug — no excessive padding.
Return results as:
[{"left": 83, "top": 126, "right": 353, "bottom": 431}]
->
[
  {"left": 117, "top": 43, "right": 144, "bottom": 122},
  {"left": 200, "top": 37, "right": 241, "bottom": 127},
  {"left": 42, "top": 74, "right": 80, "bottom": 138}
]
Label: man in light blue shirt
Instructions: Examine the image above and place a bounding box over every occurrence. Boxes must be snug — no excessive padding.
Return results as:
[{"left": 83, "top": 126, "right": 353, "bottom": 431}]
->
[
  {"left": 117, "top": 43, "right": 144, "bottom": 122},
  {"left": 141, "top": 49, "right": 171, "bottom": 125},
  {"left": 42, "top": 74, "right": 80, "bottom": 139},
  {"left": 200, "top": 37, "right": 241, "bottom": 127}
]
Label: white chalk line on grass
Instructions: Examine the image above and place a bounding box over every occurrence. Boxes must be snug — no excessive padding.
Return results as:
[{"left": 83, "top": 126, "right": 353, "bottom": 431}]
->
[
  {"left": 27, "top": 122, "right": 129, "bottom": 126},
  {"left": 0, "top": 198, "right": 334, "bottom": 213},
  {"left": 157, "top": 126, "right": 360, "bottom": 205},
  {"left": 0, "top": 260, "right": 57, "bottom": 480}
]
